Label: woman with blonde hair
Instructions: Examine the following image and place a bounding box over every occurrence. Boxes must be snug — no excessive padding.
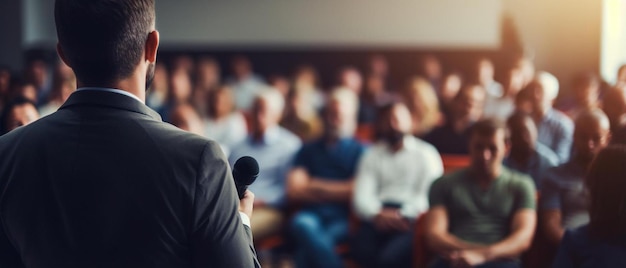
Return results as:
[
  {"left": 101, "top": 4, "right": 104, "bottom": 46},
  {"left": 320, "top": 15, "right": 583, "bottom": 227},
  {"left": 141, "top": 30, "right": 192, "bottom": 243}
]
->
[
  {"left": 402, "top": 76, "right": 442, "bottom": 137},
  {"left": 552, "top": 145, "right": 626, "bottom": 267}
]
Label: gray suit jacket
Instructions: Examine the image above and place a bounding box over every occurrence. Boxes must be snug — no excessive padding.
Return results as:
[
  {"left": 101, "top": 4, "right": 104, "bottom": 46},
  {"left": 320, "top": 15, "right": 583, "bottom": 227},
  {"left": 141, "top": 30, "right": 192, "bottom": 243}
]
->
[{"left": 0, "top": 90, "right": 259, "bottom": 268}]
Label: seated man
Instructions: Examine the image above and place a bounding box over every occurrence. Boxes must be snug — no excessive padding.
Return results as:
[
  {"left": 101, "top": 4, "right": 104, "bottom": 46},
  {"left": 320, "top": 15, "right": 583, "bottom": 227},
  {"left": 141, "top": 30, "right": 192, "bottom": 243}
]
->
[
  {"left": 426, "top": 118, "right": 536, "bottom": 268},
  {"left": 521, "top": 72, "right": 574, "bottom": 163},
  {"left": 351, "top": 102, "right": 443, "bottom": 268},
  {"left": 504, "top": 112, "right": 559, "bottom": 189},
  {"left": 287, "top": 88, "right": 366, "bottom": 268},
  {"left": 228, "top": 89, "right": 301, "bottom": 241},
  {"left": 539, "top": 109, "right": 611, "bottom": 245},
  {"left": 424, "top": 83, "right": 486, "bottom": 154}
]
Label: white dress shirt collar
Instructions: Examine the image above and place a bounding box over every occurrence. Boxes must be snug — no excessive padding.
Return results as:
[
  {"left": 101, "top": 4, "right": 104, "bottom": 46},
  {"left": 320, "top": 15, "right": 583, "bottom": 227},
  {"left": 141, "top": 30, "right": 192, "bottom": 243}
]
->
[{"left": 76, "top": 87, "right": 144, "bottom": 104}]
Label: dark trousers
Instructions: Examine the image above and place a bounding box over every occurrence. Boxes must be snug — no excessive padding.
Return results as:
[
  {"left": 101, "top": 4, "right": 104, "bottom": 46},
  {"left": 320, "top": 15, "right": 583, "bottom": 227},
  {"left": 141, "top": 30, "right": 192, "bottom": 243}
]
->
[
  {"left": 351, "top": 221, "right": 413, "bottom": 268},
  {"left": 429, "top": 257, "right": 521, "bottom": 268}
]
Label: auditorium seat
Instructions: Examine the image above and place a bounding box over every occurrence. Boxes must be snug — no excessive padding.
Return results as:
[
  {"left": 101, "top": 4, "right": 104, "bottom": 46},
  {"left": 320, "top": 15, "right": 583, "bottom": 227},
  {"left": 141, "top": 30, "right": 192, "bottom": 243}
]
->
[
  {"left": 440, "top": 154, "right": 470, "bottom": 174},
  {"left": 355, "top": 124, "right": 375, "bottom": 144},
  {"left": 413, "top": 213, "right": 433, "bottom": 268}
]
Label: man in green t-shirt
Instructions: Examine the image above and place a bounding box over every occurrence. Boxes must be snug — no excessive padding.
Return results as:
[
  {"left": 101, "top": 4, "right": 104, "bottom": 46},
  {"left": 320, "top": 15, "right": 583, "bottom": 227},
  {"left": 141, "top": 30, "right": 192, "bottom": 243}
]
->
[{"left": 425, "top": 118, "right": 536, "bottom": 268}]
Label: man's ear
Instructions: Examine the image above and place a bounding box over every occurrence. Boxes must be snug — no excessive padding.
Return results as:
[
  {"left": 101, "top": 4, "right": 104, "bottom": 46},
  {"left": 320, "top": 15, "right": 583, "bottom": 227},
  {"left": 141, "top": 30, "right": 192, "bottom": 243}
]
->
[
  {"left": 145, "top": 30, "right": 160, "bottom": 63},
  {"left": 56, "top": 43, "right": 71, "bottom": 67}
]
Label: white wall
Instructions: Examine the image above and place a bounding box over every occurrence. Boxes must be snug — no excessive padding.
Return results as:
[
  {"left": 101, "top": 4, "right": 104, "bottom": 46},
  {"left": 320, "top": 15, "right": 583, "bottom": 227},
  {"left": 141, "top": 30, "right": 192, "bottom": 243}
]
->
[
  {"left": 601, "top": 0, "right": 626, "bottom": 85},
  {"left": 22, "top": 0, "right": 56, "bottom": 48},
  {"left": 156, "top": 0, "right": 501, "bottom": 48},
  {"left": 503, "top": 0, "right": 603, "bottom": 90}
]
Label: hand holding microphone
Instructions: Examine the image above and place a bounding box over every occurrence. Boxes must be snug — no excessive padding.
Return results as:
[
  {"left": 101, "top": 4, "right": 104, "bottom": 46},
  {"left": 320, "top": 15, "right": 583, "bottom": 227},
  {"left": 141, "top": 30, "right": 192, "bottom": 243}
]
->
[{"left": 232, "top": 156, "right": 259, "bottom": 219}]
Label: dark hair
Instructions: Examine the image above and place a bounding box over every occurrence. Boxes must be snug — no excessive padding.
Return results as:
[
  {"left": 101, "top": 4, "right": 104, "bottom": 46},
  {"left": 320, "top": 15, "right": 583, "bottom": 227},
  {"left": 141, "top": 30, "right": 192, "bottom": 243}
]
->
[
  {"left": 470, "top": 118, "right": 508, "bottom": 140},
  {"left": 374, "top": 102, "right": 399, "bottom": 140},
  {"left": 506, "top": 111, "right": 533, "bottom": 128},
  {"left": 586, "top": 145, "right": 626, "bottom": 240},
  {"left": 0, "top": 96, "right": 37, "bottom": 135},
  {"left": 54, "top": 0, "right": 155, "bottom": 86},
  {"left": 515, "top": 81, "right": 537, "bottom": 103},
  {"left": 454, "top": 82, "right": 485, "bottom": 102},
  {"left": 602, "top": 87, "right": 626, "bottom": 133}
]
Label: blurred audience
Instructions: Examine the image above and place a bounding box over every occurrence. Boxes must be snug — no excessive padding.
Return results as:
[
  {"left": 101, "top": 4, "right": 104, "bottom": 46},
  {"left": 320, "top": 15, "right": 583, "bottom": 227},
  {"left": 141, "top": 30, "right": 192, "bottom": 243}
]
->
[
  {"left": 424, "top": 83, "right": 486, "bottom": 154},
  {"left": 521, "top": 72, "right": 574, "bottom": 163},
  {"left": 601, "top": 85, "right": 626, "bottom": 135},
  {"left": 514, "top": 56, "right": 536, "bottom": 88},
  {"left": 553, "top": 145, "right": 626, "bottom": 267},
  {"left": 203, "top": 86, "right": 248, "bottom": 151},
  {"left": 8, "top": 76, "right": 38, "bottom": 104},
  {"left": 23, "top": 58, "right": 52, "bottom": 105},
  {"left": 268, "top": 74, "right": 291, "bottom": 97},
  {"left": 281, "top": 85, "right": 324, "bottom": 142},
  {"left": 229, "top": 89, "right": 301, "bottom": 241},
  {"left": 419, "top": 54, "right": 443, "bottom": 90},
  {"left": 504, "top": 112, "right": 559, "bottom": 189},
  {"left": 292, "top": 65, "right": 324, "bottom": 110},
  {"left": 287, "top": 88, "right": 365, "bottom": 268},
  {"left": 484, "top": 67, "right": 524, "bottom": 121},
  {"left": 158, "top": 68, "right": 193, "bottom": 121},
  {"left": 192, "top": 57, "right": 221, "bottom": 112},
  {"left": 426, "top": 118, "right": 536, "bottom": 268},
  {"left": 39, "top": 60, "right": 76, "bottom": 117},
  {"left": 368, "top": 54, "right": 390, "bottom": 81},
  {"left": 352, "top": 102, "right": 443, "bottom": 268},
  {"left": 557, "top": 72, "right": 601, "bottom": 119},
  {"left": 402, "top": 77, "right": 442, "bottom": 137},
  {"left": 227, "top": 55, "right": 267, "bottom": 111},
  {"left": 169, "top": 103, "right": 204, "bottom": 136},
  {"left": 4, "top": 47, "right": 626, "bottom": 267},
  {"left": 338, "top": 66, "right": 363, "bottom": 95},
  {"left": 1, "top": 96, "right": 40, "bottom": 135},
  {"left": 476, "top": 58, "right": 503, "bottom": 99},
  {"left": 358, "top": 73, "right": 396, "bottom": 124},
  {"left": 438, "top": 72, "right": 463, "bottom": 117},
  {"left": 539, "top": 109, "right": 611, "bottom": 245},
  {"left": 0, "top": 66, "right": 11, "bottom": 110},
  {"left": 146, "top": 63, "right": 169, "bottom": 111}
]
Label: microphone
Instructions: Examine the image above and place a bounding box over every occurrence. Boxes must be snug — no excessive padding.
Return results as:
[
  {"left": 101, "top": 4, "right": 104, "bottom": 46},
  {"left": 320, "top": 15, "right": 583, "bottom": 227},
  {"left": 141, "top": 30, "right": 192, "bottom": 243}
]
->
[{"left": 232, "top": 156, "right": 259, "bottom": 199}]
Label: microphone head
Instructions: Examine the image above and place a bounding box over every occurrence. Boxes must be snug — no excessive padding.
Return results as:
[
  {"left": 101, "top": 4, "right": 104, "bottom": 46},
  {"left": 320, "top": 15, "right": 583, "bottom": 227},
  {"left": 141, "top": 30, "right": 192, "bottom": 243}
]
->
[{"left": 233, "top": 156, "right": 259, "bottom": 185}]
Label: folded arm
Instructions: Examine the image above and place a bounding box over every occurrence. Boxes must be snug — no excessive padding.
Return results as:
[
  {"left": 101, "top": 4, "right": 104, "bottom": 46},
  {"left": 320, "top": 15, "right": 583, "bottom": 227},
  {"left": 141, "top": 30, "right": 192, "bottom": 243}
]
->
[
  {"left": 287, "top": 167, "right": 353, "bottom": 203},
  {"left": 425, "top": 206, "right": 483, "bottom": 255}
]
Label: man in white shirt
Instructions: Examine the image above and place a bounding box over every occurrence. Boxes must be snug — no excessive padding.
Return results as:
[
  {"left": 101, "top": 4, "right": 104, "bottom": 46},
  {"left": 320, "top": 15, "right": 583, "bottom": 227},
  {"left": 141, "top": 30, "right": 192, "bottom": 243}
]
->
[{"left": 351, "top": 102, "right": 443, "bottom": 268}]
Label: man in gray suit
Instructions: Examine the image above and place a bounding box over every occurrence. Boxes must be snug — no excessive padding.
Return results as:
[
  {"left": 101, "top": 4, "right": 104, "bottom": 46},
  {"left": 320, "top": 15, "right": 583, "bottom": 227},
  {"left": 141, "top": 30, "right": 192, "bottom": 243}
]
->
[{"left": 0, "top": 0, "right": 259, "bottom": 267}]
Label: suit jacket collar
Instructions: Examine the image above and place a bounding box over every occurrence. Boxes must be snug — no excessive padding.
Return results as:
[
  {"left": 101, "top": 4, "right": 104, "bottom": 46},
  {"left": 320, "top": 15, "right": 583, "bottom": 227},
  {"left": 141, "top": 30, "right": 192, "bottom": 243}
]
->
[{"left": 60, "top": 89, "right": 162, "bottom": 121}]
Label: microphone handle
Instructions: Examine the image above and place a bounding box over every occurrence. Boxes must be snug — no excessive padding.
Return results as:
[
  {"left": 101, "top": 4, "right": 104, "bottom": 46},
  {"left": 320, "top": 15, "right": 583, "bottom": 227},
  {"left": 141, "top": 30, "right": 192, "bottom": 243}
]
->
[{"left": 236, "top": 182, "right": 247, "bottom": 200}]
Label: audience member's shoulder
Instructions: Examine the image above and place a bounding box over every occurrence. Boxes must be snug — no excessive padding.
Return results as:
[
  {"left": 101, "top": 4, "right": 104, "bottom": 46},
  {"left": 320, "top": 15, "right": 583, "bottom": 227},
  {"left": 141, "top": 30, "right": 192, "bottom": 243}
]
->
[
  {"left": 279, "top": 126, "right": 302, "bottom": 147},
  {"left": 549, "top": 108, "right": 574, "bottom": 125},
  {"left": 502, "top": 166, "right": 535, "bottom": 189},
  {"left": 412, "top": 136, "right": 441, "bottom": 155},
  {"left": 434, "top": 168, "right": 466, "bottom": 185}
]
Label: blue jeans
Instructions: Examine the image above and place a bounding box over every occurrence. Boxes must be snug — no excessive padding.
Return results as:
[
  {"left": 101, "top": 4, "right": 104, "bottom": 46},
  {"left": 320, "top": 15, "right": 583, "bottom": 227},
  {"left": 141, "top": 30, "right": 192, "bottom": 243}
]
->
[
  {"left": 351, "top": 222, "right": 413, "bottom": 268},
  {"left": 290, "top": 206, "right": 348, "bottom": 268}
]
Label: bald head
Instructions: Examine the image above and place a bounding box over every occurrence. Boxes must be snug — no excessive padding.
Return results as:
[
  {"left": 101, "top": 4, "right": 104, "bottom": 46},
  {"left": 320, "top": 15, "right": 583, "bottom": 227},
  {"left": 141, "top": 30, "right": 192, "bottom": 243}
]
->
[{"left": 573, "top": 109, "right": 611, "bottom": 163}]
